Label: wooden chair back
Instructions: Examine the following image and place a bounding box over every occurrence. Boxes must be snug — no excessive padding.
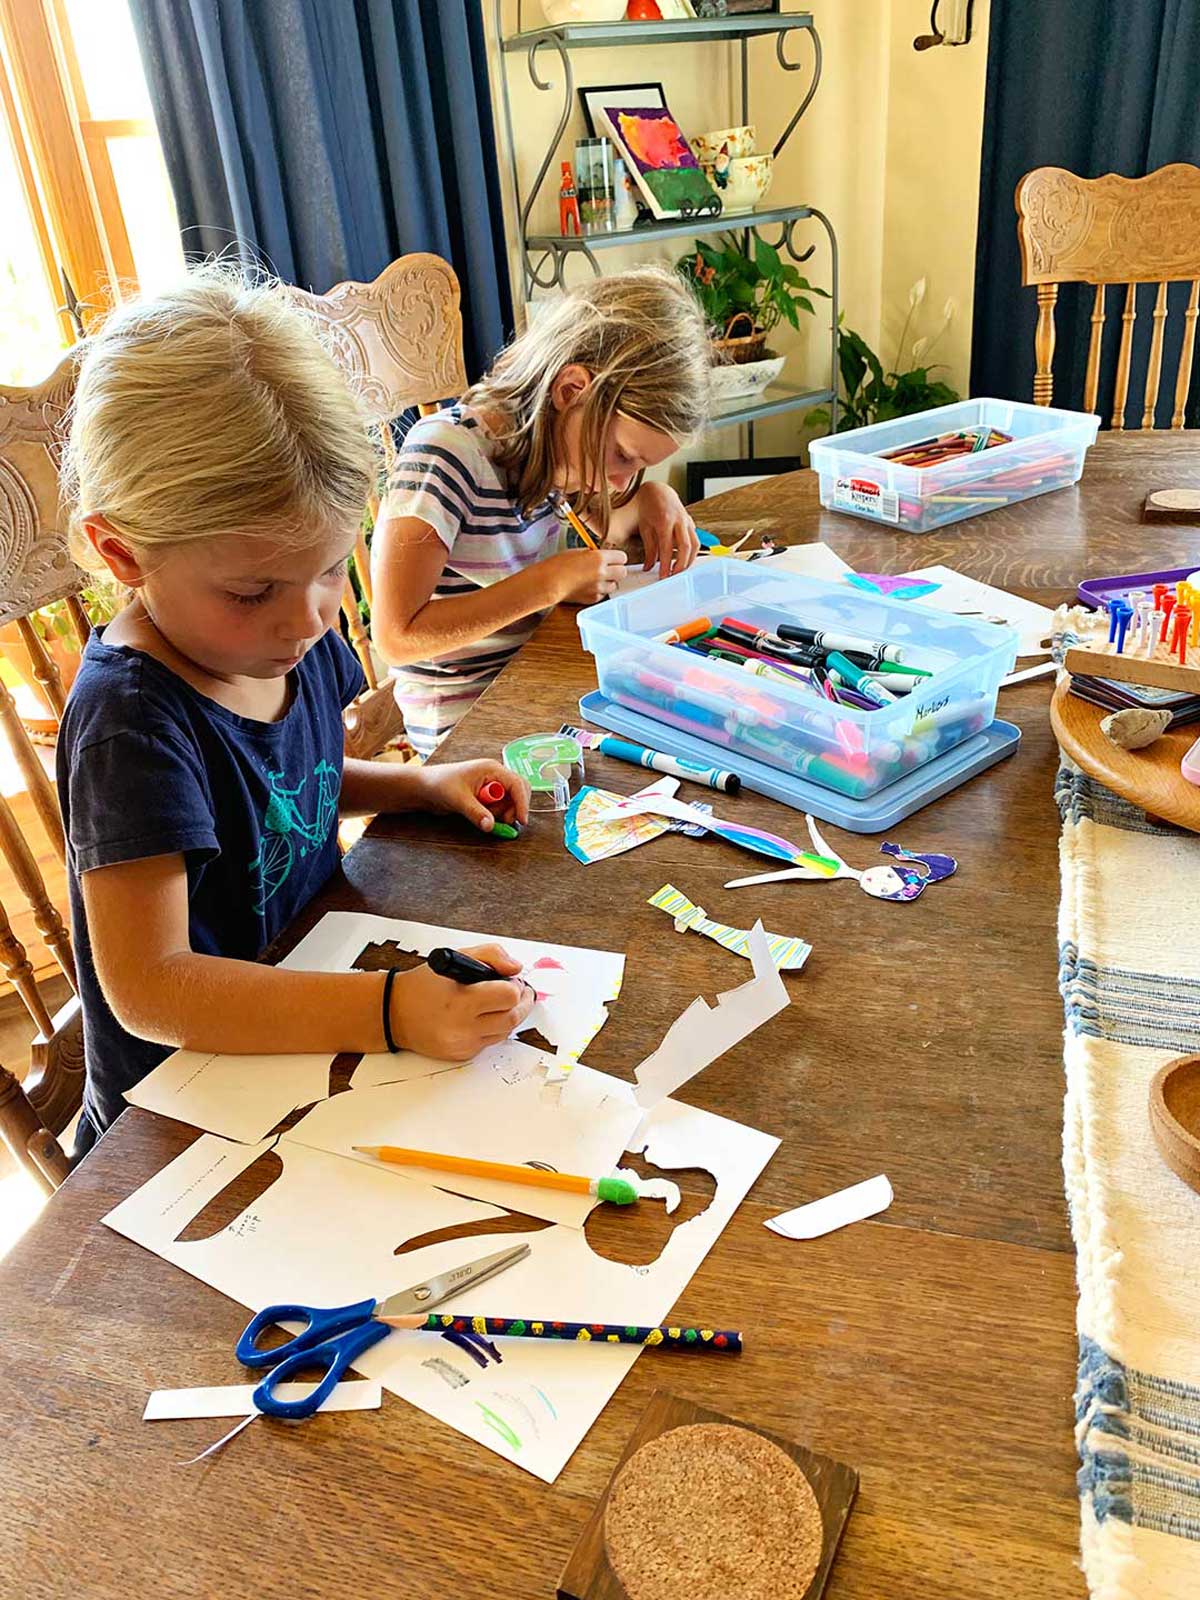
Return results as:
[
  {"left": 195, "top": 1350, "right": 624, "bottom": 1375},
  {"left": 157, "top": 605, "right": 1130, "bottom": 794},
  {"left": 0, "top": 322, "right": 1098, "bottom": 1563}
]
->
[
  {"left": 0, "top": 352, "right": 88, "bottom": 1192},
  {"left": 288, "top": 253, "right": 468, "bottom": 710},
  {"left": 1016, "top": 163, "right": 1200, "bottom": 427}
]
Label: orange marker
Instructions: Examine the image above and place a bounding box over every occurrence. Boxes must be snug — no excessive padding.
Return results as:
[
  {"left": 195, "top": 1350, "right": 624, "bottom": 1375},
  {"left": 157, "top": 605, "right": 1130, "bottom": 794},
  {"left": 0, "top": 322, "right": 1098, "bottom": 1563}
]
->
[{"left": 654, "top": 615, "right": 712, "bottom": 646}]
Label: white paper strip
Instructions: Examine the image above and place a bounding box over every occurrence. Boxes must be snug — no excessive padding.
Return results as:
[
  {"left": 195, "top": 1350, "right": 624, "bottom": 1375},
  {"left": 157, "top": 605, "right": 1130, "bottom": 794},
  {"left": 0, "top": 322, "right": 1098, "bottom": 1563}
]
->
[
  {"left": 765, "top": 1174, "right": 893, "bottom": 1240},
  {"left": 144, "top": 1380, "right": 383, "bottom": 1421}
]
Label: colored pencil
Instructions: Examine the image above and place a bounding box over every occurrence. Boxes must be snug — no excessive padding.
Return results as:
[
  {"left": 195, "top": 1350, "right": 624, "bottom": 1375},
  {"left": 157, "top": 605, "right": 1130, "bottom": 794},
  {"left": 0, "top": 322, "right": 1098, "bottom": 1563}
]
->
[
  {"left": 352, "top": 1145, "right": 639, "bottom": 1204},
  {"left": 381, "top": 1312, "right": 743, "bottom": 1350}
]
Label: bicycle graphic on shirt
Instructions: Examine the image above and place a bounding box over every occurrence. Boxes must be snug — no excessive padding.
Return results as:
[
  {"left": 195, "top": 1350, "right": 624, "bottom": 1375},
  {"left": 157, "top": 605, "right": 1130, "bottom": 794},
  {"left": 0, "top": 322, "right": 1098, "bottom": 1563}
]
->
[{"left": 250, "top": 760, "right": 339, "bottom": 913}]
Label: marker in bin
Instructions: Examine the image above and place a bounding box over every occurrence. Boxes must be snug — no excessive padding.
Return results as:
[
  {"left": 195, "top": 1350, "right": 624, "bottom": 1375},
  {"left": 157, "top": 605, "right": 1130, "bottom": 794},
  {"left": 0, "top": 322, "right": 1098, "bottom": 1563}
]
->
[
  {"left": 653, "top": 615, "right": 712, "bottom": 646},
  {"left": 775, "top": 622, "right": 907, "bottom": 665},
  {"left": 825, "top": 651, "right": 898, "bottom": 708}
]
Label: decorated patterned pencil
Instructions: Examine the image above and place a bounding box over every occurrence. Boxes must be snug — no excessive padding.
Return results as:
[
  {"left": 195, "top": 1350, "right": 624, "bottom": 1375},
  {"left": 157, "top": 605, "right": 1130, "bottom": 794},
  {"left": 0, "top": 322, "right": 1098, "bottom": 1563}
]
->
[{"left": 380, "top": 1312, "right": 742, "bottom": 1351}]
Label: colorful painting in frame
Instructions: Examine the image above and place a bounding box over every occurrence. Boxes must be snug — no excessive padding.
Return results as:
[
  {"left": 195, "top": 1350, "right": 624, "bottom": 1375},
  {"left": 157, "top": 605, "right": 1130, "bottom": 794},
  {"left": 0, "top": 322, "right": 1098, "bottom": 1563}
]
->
[{"left": 597, "top": 104, "right": 721, "bottom": 222}]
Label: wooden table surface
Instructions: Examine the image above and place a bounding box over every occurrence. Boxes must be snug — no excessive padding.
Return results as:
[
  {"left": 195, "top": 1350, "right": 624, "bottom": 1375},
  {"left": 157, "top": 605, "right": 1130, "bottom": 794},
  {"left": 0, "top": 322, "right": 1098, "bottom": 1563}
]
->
[{"left": 5, "top": 434, "right": 1200, "bottom": 1600}]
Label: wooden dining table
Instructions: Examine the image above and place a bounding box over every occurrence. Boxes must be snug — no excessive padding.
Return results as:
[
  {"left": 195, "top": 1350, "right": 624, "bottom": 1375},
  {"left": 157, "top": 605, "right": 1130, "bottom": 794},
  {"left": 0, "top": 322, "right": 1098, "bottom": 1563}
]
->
[{"left": 4, "top": 433, "right": 1200, "bottom": 1600}]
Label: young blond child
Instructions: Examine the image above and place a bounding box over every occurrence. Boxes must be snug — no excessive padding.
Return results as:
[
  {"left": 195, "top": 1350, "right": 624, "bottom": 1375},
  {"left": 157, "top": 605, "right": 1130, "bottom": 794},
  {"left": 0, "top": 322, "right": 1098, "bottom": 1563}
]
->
[
  {"left": 371, "top": 268, "right": 711, "bottom": 755},
  {"left": 59, "top": 269, "right": 534, "bottom": 1155}
]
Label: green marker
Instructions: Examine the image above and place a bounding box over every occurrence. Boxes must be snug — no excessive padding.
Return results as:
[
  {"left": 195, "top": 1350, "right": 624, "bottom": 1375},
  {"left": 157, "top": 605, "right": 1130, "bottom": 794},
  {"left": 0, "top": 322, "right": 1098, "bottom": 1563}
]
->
[{"left": 490, "top": 821, "right": 521, "bottom": 840}]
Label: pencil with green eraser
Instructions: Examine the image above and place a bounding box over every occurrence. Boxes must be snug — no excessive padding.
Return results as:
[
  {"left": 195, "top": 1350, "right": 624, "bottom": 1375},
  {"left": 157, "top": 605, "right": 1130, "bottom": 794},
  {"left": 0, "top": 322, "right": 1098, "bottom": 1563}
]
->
[{"left": 352, "top": 1145, "right": 640, "bottom": 1204}]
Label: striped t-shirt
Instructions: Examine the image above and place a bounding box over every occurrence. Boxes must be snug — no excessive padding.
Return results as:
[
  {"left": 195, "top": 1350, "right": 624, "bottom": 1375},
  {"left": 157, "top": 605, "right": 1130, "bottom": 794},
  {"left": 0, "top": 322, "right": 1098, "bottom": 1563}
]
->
[{"left": 379, "top": 405, "right": 565, "bottom": 755}]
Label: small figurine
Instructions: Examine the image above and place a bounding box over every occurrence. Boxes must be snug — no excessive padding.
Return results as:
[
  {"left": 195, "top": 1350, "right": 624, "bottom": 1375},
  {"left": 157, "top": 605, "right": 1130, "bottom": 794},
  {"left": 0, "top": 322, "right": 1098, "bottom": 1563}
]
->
[
  {"left": 559, "top": 162, "right": 581, "bottom": 237},
  {"left": 710, "top": 138, "right": 732, "bottom": 190}
]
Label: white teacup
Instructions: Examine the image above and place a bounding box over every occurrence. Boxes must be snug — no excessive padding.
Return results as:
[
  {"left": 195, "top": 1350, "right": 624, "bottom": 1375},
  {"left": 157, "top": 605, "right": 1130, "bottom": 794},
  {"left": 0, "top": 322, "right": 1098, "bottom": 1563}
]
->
[
  {"left": 702, "top": 152, "right": 773, "bottom": 213},
  {"left": 690, "top": 124, "right": 756, "bottom": 164}
]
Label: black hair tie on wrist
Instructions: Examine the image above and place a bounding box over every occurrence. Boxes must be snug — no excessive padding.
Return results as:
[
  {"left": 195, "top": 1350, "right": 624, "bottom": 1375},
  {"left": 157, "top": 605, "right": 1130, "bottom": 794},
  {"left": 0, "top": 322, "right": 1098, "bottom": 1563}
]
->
[{"left": 382, "top": 968, "right": 400, "bottom": 1053}]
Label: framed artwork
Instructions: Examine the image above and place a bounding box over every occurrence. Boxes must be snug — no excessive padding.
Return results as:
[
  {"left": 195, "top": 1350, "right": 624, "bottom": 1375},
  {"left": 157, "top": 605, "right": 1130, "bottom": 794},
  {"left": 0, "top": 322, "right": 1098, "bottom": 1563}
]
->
[
  {"left": 578, "top": 81, "right": 665, "bottom": 139},
  {"left": 656, "top": 0, "right": 697, "bottom": 16},
  {"left": 686, "top": 456, "right": 801, "bottom": 504},
  {"left": 596, "top": 102, "right": 721, "bottom": 221}
]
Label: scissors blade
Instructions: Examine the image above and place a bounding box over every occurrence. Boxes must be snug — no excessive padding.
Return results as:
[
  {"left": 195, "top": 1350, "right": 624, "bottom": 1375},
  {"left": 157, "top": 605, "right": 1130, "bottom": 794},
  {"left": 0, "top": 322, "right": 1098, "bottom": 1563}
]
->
[{"left": 376, "top": 1243, "right": 531, "bottom": 1320}]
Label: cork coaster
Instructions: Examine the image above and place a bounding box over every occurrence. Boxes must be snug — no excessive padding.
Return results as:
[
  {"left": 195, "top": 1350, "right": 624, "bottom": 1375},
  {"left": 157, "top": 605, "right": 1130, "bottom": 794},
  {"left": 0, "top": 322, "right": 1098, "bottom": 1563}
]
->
[
  {"left": 604, "top": 1423, "right": 822, "bottom": 1600},
  {"left": 557, "top": 1390, "right": 857, "bottom": 1600}
]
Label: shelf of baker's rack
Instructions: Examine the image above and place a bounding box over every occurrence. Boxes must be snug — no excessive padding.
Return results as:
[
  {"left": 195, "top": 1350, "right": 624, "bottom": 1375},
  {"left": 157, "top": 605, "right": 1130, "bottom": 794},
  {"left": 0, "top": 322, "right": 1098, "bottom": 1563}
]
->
[
  {"left": 525, "top": 202, "right": 814, "bottom": 255},
  {"left": 502, "top": 13, "right": 815, "bottom": 51}
]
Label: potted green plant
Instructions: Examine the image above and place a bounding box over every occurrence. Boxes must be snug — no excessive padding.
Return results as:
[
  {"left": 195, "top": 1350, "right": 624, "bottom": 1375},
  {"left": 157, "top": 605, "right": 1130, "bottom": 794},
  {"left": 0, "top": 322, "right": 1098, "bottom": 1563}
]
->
[
  {"left": 676, "top": 235, "right": 828, "bottom": 366},
  {"left": 808, "top": 285, "right": 961, "bottom": 432}
]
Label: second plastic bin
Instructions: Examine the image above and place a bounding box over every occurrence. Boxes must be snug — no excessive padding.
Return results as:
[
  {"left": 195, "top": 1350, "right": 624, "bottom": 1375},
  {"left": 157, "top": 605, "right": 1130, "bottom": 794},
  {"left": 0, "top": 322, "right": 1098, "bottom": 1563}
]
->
[
  {"left": 577, "top": 564, "right": 1018, "bottom": 798},
  {"left": 809, "top": 398, "right": 1100, "bottom": 534}
]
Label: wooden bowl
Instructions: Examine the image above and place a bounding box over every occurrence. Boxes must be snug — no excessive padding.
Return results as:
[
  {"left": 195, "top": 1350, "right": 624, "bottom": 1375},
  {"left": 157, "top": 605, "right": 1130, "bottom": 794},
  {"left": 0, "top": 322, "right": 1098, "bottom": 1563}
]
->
[{"left": 1149, "top": 1054, "right": 1200, "bottom": 1194}]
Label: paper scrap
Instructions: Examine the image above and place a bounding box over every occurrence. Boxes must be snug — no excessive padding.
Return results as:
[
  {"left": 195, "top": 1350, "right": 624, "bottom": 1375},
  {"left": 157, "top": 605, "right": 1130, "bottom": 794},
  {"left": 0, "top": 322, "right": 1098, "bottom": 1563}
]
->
[
  {"left": 287, "top": 1046, "right": 643, "bottom": 1228},
  {"left": 1001, "top": 659, "right": 1055, "bottom": 688},
  {"left": 766, "top": 1173, "right": 893, "bottom": 1239},
  {"left": 281, "top": 911, "right": 625, "bottom": 1073},
  {"left": 647, "top": 883, "right": 811, "bottom": 971},
  {"left": 752, "top": 542, "right": 853, "bottom": 581},
  {"left": 899, "top": 565, "right": 1054, "bottom": 657},
  {"left": 123, "top": 1049, "right": 334, "bottom": 1144},
  {"left": 632, "top": 921, "right": 789, "bottom": 1109},
  {"left": 144, "top": 1381, "right": 383, "bottom": 1420}
]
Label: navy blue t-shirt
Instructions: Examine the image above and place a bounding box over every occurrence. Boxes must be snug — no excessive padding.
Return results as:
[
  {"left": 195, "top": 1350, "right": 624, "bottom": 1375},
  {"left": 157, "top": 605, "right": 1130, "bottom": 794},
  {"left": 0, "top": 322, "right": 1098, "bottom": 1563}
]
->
[{"left": 57, "top": 628, "right": 365, "bottom": 1138}]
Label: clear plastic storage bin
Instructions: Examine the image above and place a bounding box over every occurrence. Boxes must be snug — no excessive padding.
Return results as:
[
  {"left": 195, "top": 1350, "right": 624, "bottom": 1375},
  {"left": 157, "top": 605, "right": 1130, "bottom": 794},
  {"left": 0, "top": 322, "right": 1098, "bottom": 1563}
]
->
[
  {"left": 577, "top": 564, "right": 1018, "bottom": 798},
  {"left": 808, "top": 398, "right": 1100, "bottom": 533}
]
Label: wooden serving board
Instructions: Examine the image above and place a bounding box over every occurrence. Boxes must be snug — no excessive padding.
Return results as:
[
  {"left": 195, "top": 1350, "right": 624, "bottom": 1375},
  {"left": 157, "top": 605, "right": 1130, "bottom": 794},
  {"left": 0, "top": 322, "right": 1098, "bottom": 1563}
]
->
[
  {"left": 1064, "top": 643, "right": 1200, "bottom": 693},
  {"left": 557, "top": 1389, "right": 858, "bottom": 1600},
  {"left": 1051, "top": 678, "right": 1200, "bottom": 832}
]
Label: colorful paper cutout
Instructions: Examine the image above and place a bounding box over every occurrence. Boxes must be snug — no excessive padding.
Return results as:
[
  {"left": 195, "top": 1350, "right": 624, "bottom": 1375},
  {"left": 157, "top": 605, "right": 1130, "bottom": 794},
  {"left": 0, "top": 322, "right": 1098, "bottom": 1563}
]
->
[
  {"left": 647, "top": 884, "right": 811, "bottom": 971},
  {"left": 724, "top": 817, "right": 957, "bottom": 904},
  {"left": 845, "top": 572, "right": 942, "bottom": 600}
]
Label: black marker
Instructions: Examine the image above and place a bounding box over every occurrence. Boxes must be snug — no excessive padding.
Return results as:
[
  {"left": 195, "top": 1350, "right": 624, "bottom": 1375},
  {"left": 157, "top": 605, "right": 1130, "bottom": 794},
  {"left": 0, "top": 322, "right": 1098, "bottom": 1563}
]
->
[{"left": 427, "top": 947, "right": 505, "bottom": 985}]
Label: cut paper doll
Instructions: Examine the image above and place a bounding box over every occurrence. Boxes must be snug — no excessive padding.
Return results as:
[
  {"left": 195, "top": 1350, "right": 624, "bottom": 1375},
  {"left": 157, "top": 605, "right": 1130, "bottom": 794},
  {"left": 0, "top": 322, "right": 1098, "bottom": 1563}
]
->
[{"left": 724, "top": 816, "right": 957, "bottom": 904}]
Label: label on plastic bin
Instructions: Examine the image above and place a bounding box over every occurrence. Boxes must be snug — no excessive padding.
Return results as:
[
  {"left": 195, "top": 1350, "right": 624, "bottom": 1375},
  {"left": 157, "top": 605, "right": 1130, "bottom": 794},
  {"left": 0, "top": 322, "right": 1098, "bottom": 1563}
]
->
[{"left": 833, "top": 475, "right": 899, "bottom": 523}]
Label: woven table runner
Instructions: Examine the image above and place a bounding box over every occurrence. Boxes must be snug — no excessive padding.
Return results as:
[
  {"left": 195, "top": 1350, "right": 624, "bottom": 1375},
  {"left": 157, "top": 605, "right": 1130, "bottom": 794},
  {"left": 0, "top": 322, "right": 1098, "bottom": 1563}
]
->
[{"left": 1058, "top": 755, "right": 1200, "bottom": 1597}]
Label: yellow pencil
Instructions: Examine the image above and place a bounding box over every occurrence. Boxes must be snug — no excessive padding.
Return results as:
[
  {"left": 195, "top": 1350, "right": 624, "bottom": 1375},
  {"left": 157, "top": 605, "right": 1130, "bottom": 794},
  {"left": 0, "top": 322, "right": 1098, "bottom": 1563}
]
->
[
  {"left": 551, "top": 491, "right": 601, "bottom": 551},
  {"left": 352, "top": 1145, "right": 638, "bottom": 1203}
]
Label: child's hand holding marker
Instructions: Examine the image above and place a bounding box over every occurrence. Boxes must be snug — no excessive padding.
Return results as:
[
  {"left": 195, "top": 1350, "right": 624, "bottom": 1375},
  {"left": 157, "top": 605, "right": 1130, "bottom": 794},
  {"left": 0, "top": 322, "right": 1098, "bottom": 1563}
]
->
[
  {"left": 413, "top": 760, "right": 530, "bottom": 834},
  {"left": 389, "top": 943, "right": 533, "bottom": 1060}
]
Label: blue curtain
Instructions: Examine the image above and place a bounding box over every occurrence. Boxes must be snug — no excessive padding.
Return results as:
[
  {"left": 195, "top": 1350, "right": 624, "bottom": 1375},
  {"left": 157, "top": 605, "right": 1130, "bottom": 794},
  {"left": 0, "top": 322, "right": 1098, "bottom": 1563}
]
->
[
  {"left": 129, "top": 0, "right": 513, "bottom": 379},
  {"left": 970, "top": 0, "right": 1200, "bottom": 424}
]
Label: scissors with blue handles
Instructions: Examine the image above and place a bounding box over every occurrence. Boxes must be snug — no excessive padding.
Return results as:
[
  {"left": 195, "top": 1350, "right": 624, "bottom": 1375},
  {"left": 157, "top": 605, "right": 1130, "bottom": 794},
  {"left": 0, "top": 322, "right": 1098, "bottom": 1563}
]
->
[{"left": 236, "top": 1243, "right": 531, "bottom": 1420}]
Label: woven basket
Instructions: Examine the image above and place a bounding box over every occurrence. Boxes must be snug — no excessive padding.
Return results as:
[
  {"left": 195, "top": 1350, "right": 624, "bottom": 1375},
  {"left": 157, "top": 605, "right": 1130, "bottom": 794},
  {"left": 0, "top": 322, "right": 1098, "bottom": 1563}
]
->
[{"left": 711, "top": 312, "right": 768, "bottom": 367}]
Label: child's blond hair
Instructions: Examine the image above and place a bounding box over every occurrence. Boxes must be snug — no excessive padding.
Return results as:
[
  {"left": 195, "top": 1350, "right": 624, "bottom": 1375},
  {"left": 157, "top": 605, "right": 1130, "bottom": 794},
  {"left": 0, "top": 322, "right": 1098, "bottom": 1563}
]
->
[
  {"left": 463, "top": 266, "right": 711, "bottom": 527},
  {"left": 64, "top": 265, "right": 377, "bottom": 568}
]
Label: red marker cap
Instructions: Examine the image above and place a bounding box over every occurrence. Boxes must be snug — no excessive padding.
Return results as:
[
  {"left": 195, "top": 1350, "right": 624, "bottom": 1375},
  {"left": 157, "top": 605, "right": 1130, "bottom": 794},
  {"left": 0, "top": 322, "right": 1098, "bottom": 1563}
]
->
[{"left": 477, "top": 780, "right": 506, "bottom": 808}]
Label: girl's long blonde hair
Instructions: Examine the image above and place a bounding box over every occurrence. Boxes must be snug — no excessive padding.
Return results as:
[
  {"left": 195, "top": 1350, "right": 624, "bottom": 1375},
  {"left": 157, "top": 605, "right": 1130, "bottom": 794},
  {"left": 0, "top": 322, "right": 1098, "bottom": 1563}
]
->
[
  {"left": 464, "top": 266, "right": 711, "bottom": 527},
  {"left": 64, "top": 264, "right": 377, "bottom": 568}
]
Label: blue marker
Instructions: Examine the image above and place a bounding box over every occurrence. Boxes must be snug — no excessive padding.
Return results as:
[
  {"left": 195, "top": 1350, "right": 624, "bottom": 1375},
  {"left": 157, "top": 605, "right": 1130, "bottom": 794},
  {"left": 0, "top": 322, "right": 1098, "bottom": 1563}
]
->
[{"left": 559, "top": 724, "right": 741, "bottom": 794}]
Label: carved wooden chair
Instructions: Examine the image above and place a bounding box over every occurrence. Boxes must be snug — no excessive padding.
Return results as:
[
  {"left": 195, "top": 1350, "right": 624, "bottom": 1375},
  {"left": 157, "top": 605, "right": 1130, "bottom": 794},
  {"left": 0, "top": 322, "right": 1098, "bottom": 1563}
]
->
[
  {"left": 0, "top": 353, "right": 88, "bottom": 1193},
  {"left": 1016, "top": 163, "right": 1200, "bottom": 427},
  {"left": 288, "top": 252, "right": 469, "bottom": 757}
]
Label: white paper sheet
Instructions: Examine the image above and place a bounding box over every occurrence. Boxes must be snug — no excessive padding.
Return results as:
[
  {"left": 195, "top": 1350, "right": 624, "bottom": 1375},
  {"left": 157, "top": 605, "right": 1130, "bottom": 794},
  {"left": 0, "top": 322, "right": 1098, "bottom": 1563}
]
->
[
  {"left": 898, "top": 565, "right": 1055, "bottom": 657},
  {"left": 287, "top": 1044, "right": 643, "bottom": 1227},
  {"left": 143, "top": 1381, "right": 383, "bottom": 1420},
  {"left": 753, "top": 542, "right": 854, "bottom": 581},
  {"left": 123, "top": 1050, "right": 335, "bottom": 1144},
  {"left": 281, "top": 911, "right": 625, "bottom": 1071},
  {"left": 765, "top": 1173, "right": 893, "bottom": 1239},
  {"left": 631, "top": 922, "right": 789, "bottom": 1109},
  {"left": 105, "top": 1090, "right": 778, "bottom": 1483}
]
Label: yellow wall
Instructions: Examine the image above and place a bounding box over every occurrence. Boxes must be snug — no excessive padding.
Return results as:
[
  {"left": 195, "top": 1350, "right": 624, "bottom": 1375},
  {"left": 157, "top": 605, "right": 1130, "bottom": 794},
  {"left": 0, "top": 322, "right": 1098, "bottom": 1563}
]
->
[
  {"left": 879, "top": 0, "right": 991, "bottom": 400},
  {"left": 484, "top": 1, "right": 990, "bottom": 469}
]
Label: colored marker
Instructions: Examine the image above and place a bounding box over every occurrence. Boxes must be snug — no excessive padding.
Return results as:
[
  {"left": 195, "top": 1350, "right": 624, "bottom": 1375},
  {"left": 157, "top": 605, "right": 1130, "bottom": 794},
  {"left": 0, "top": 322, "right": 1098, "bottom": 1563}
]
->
[
  {"left": 825, "top": 651, "right": 898, "bottom": 707},
  {"left": 477, "top": 779, "right": 507, "bottom": 807},
  {"left": 775, "top": 622, "right": 906, "bottom": 664},
  {"left": 653, "top": 615, "right": 712, "bottom": 646},
  {"left": 427, "top": 948, "right": 508, "bottom": 984},
  {"left": 577, "top": 730, "right": 741, "bottom": 794}
]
